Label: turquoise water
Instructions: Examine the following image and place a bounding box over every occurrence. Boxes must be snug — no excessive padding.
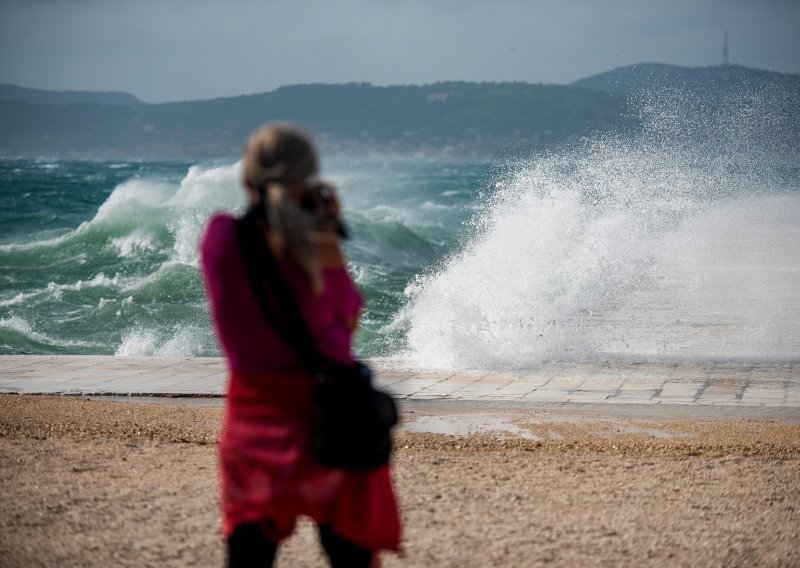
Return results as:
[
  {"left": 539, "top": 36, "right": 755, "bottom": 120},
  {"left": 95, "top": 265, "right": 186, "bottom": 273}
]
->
[{"left": 0, "top": 157, "right": 492, "bottom": 358}]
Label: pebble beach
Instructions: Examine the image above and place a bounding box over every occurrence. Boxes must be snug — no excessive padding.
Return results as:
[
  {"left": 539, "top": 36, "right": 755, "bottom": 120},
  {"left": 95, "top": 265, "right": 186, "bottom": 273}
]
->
[{"left": 2, "top": 394, "right": 799, "bottom": 567}]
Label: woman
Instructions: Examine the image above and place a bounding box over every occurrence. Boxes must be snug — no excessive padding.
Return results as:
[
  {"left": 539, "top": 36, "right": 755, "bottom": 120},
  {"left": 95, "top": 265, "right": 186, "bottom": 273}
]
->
[{"left": 201, "top": 124, "right": 401, "bottom": 567}]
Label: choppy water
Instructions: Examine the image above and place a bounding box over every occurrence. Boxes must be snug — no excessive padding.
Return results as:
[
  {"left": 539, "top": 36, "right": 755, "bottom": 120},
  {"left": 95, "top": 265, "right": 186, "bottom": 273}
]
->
[
  {"left": 0, "top": 157, "right": 486, "bottom": 359},
  {"left": 1, "top": 88, "right": 799, "bottom": 369}
]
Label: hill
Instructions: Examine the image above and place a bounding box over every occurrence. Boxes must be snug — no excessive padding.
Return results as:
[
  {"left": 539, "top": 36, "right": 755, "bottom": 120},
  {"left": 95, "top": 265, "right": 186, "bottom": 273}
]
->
[
  {"left": 0, "top": 82, "right": 628, "bottom": 159},
  {"left": 0, "top": 84, "right": 142, "bottom": 106},
  {"left": 0, "top": 64, "right": 797, "bottom": 159},
  {"left": 571, "top": 63, "right": 800, "bottom": 97}
]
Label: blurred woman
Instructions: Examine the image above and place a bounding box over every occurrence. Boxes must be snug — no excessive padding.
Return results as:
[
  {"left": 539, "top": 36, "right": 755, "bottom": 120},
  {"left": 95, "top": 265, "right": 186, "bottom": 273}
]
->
[{"left": 201, "top": 124, "right": 400, "bottom": 567}]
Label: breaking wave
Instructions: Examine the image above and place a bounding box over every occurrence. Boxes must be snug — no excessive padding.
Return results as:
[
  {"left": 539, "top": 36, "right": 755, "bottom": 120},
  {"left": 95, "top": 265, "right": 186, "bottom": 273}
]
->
[{"left": 397, "top": 86, "right": 800, "bottom": 370}]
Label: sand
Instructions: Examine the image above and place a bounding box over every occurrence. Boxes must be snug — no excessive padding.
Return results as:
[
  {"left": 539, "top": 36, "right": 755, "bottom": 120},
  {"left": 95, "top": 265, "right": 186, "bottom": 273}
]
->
[{"left": 1, "top": 394, "right": 799, "bottom": 567}]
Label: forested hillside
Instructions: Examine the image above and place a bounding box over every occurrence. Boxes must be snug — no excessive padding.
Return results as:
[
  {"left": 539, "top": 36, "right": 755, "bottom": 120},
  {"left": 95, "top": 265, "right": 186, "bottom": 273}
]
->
[{"left": 1, "top": 64, "right": 796, "bottom": 159}]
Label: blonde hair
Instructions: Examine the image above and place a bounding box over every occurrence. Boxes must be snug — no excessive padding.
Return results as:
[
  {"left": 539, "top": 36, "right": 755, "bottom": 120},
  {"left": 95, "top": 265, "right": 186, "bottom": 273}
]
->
[
  {"left": 242, "top": 124, "right": 326, "bottom": 294},
  {"left": 243, "top": 124, "right": 318, "bottom": 190}
]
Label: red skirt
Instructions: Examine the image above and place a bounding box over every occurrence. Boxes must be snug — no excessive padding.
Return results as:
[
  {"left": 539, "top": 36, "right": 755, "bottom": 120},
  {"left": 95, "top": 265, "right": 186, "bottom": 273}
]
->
[{"left": 219, "top": 371, "right": 401, "bottom": 551}]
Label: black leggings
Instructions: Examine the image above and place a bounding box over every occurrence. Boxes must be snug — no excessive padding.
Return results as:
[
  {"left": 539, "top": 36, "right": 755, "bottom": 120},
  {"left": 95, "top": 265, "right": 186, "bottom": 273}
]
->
[{"left": 227, "top": 522, "right": 373, "bottom": 568}]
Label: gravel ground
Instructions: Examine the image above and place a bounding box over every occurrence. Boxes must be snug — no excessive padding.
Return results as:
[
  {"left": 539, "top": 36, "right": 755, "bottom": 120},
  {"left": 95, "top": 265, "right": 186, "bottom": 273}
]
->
[{"left": 1, "top": 395, "right": 799, "bottom": 567}]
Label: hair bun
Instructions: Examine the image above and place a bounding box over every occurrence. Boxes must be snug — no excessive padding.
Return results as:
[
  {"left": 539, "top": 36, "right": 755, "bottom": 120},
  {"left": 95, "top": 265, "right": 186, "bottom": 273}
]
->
[{"left": 244, "top": 124, "right": 318, "bottom": 189}]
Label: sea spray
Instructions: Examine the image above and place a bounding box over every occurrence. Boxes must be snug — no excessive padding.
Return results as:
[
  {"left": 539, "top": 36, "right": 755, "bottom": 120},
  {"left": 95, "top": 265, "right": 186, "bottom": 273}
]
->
[{"left": 397, "top": 86, "right": 800, "bottom": 370}]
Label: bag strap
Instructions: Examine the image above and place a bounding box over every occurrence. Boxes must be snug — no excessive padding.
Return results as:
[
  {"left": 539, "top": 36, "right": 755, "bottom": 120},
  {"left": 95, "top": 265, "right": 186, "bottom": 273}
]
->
[{"left": 235, "top": 210, "right": 345, "bottom": 376}]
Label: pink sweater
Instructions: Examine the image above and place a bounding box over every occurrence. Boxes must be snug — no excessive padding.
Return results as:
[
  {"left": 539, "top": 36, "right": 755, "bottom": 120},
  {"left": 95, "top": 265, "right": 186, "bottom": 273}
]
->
[
  {"left": 200, "top": 214, "right": 400, "bottom": 551},
  {"left": 200, "top": 213, "right": 363, "bottom": 374}
]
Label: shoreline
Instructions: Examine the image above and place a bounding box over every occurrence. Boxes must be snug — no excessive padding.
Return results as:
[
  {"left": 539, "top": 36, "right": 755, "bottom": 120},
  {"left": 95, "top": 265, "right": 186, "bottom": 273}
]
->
[{"left": 1, "top": 355, "right": 798, "bottom": 409}]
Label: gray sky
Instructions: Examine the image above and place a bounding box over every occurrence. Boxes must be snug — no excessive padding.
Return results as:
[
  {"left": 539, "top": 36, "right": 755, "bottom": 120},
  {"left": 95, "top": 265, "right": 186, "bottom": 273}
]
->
[{"left": 1, "top": 0, "right": 798, "bottom": 103}]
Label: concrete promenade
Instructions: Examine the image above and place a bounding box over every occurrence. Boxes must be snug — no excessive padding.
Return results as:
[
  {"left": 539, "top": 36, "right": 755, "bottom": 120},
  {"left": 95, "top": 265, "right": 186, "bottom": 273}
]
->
[{"left": 0, "top": 355, "right": 798, "bottom": 409}]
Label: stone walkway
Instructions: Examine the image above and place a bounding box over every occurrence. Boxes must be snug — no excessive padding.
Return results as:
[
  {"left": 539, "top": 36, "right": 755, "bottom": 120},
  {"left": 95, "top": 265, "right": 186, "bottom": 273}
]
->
[{"left": 0, "top": 355, "right": 798, "bottom": 408}]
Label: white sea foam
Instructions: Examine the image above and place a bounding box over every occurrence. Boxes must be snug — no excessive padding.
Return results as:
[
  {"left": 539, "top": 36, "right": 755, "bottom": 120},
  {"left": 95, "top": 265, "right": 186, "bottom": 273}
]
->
[
  {"left": 357, "top": 205, "right": 411, "bottom": 225},
  {"left": 92, "top": 162, "right": 241, "bottom": 267},
  {"left": 92, "top": 178, "right": 174, "bottom": 226},
  {"left": 400, "top": 187, "right": 800, "bottom": 369},
  {"left": 0, "top": 274, "right": 125, "bottom": 317},
  {"left": 0, "top": 315, "right": 94, "bottom": 348},
  {"left": 0, "top": 316, "right": 46, "bottom": 340},
  {"left": 0, "top": 292, "right": 36, "bottom": 308},
  {"left": 421, "top": 201, "right": 456, "bottom": 211},
  {"left": 115, "top": 325, "right": 208, "bottom": 357},
  {"left": 110, "top": 229, "right": 159, "bottom": 257},
  {"left": 166, "top": 162, "right": 243, "bottom": 266},
  {"left": 398, "top": 88, "right": 800, "bottom": 370},
  {"left": 0, "top": 230, "right": 75, "bottom": 252},
  {"left": 1, "top": 163, "right": 239, "bottom": 258},
  {"left": 0, "top": 178, "right": 173, "bottom": 253},
  {"left": 45, "top": 273, "right": 121, "bottom": 298}
]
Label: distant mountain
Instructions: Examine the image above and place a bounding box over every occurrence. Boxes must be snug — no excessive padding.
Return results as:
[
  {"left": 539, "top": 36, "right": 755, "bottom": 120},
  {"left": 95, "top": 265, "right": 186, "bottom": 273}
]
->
[
  {"left": 572, "top": 63, "right": 800, "bottom": 96},
  {"left": 0, "top": 82, "right": 629, "bottom": 159},
  {"left": 0, "top": 83, "right": 142, "bottom": 106},
  {"left": 0, "top": 64, "right": 796, "bottom": 159}
]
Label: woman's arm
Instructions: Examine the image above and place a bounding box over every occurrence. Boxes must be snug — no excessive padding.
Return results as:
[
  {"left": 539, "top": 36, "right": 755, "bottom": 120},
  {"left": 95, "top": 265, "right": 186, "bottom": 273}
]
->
[{"left": 318, "top": 237, "right": 361, "bottom": 332}]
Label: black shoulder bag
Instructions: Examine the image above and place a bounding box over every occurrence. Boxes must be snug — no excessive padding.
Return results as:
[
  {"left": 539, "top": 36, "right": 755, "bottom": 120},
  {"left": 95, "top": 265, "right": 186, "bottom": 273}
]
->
[{"left": 235, "top": 211, "right": 397, "bottom": 471}]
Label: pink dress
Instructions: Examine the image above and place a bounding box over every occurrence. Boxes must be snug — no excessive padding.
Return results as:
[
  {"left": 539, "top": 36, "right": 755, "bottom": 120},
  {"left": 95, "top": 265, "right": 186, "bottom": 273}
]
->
[{"left": 200, "top": 213, "right": 400, "bottom": 551}]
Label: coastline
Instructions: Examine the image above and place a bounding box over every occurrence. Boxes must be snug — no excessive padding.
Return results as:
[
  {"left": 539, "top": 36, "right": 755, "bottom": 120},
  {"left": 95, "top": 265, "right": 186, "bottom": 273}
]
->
[{"left": 1, "top": 355, "right": 798, "bottom": 408}]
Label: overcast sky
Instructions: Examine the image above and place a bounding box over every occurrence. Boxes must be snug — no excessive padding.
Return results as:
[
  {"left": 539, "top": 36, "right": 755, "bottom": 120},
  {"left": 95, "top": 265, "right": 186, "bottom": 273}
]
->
[{"left": 1, "top": 0, "right": 798, "bottom": 103}]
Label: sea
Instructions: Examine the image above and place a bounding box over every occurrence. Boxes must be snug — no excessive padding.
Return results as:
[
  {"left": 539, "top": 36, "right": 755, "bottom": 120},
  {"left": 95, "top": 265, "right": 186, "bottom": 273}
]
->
[{"left": 1, "top": 90, "right": 799, "bottom": 370}]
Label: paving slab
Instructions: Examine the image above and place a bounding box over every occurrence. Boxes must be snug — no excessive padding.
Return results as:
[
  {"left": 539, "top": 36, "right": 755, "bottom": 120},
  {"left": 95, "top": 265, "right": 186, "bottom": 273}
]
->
[{"left": 0, "top": 356, "right": 798, "bottom": 413}]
